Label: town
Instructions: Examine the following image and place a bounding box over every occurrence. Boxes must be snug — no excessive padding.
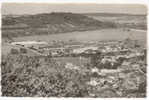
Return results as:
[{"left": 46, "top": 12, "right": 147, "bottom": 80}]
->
[
  {"left": 1, "top": 3, "right": 147, "bottom": 97},
  {"left": 9, "top": 38, "right": 146, "bottom": 70},
  {"left": 10, "top": 38, "right": 145, "bottom": 57},
  {"left": 4, "top": 38, "right": 146, "bottom": 97}
]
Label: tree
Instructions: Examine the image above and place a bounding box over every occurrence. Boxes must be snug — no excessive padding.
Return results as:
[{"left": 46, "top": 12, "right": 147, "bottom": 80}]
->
[
  {"left": 20, "top": 48, "right": 27, "bottom": 53},
  {"left": 90, "top": 52, "right": 101, "bottom": 67},
  {"left": 10, "top": 48, "right": 19, "bottom": 54}
]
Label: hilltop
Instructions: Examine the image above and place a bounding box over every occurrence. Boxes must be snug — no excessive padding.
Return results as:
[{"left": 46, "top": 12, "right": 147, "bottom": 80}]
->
[
  {"left": 84, "top": 12, "right": 147, "bottom": 17},
  {"left": 84, "top": 13, "right": 147, "bottom": 30},
  {"left": 2, "top": 12, "right": 116, "bottom": 38}
]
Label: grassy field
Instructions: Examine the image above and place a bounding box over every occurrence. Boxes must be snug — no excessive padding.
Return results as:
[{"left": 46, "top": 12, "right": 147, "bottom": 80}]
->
[{"left": 13, "top": 28, "right": 146, "bottom": 43}]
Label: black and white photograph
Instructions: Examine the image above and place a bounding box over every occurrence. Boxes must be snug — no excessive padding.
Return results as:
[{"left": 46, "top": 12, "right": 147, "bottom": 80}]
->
[{"left": 1, "top": 2, "right": 147, "bottom": 98}]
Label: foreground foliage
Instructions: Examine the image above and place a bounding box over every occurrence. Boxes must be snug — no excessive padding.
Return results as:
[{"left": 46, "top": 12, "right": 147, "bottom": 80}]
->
[
  {"left": 2, "top": 54, "right": 90, "bottom": 97},
  {"left": 1, "top": 53, "right": 146, "bottom": 97}
]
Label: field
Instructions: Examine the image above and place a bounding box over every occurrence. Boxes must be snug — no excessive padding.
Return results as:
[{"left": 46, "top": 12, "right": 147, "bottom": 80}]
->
[{"left": 13, "top": 28, "right": 146, "bottom": 43}]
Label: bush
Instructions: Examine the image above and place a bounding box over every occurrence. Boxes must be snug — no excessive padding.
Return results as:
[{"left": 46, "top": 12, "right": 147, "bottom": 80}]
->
[
  {"left": 20, "top": 48, "right": 27, "bottom": 53},
  {"left": 1, "top": 53, "right": 146, "bottom": 97},
  {"left": 10, "top": 48, "right": 19, "bottom": 54},
  {"left": 1, "top": 54, "right": 90, "bottom": 97}
]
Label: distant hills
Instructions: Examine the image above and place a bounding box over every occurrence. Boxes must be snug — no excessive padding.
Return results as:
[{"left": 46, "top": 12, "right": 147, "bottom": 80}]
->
[
  {"left": 2, "top": 12, "right": 146, "bottom": 39},
  {"left": 84, "top": 12, "right": 147, "bottom": 17},
  {"left": 85, "top": 13, "right": 147, "bottom": 30},
  {"left": 2, "top": 12, "right": 116, "bottom": 38}
]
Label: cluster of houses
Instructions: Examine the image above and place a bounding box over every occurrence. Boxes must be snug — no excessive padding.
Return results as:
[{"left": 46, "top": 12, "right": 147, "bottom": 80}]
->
[
  {"left": 9, "top": 39, "right": 146, "bottom": 97},
  {"left": 10, "top": 39, "right": 145, "bottom": 58}
]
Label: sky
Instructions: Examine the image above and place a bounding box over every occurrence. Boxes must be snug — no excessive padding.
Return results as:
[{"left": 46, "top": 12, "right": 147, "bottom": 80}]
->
[{"left": 2, "top": 3, "right": 147, "bottom": 15}]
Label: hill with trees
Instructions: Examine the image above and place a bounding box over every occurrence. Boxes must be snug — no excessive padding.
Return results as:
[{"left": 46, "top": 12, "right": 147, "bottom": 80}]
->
[{"left": 2, "top": 12, "right": 116, "bottom": 38}]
